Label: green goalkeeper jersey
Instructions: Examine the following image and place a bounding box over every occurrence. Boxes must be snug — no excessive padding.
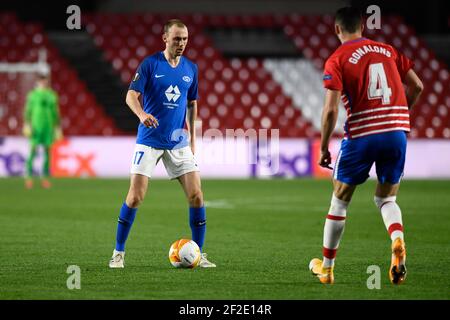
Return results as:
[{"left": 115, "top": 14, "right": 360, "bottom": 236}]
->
[{"left": 24, "top": 87, "right": 60, "bottom": 145}]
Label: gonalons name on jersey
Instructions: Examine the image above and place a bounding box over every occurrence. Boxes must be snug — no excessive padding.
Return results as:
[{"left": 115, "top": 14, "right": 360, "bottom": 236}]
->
[{"left": 349, "top": 45, "right": 392, "bottom": 64}]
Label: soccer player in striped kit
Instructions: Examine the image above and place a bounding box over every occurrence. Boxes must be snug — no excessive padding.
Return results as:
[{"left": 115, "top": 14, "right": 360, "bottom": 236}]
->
[{"left": 309, "top": 7, "right": 423, "bottom": 284}]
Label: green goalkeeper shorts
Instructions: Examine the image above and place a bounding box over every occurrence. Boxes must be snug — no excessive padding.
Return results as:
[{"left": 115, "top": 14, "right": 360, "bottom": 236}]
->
[{"left": 31, "top": 128, "right": 54, "bottom": 146}]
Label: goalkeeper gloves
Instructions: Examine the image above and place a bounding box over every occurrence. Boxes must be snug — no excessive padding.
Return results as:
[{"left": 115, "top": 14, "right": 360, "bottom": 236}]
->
[
  {"left": 55, "top": 127, "right": 63, "bottom": 140},
  {"left": 22, "top": 124, "right": 31, "bottom": 137}
]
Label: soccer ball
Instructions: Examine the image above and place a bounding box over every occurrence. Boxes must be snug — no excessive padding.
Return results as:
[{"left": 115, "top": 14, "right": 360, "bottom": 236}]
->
[{"left": 169, "top": 239, "right": 201, "bottom": 268}]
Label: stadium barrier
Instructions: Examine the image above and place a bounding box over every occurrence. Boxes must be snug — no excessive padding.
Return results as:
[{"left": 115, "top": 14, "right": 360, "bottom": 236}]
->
[{"left": 1, "top": 136, "right": 449, "bottom": 178}]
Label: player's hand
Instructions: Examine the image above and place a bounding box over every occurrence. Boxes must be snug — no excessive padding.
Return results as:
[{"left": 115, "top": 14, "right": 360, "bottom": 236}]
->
[
  {"left": 190, "top": 140, "right": 195, "bottom": 155},
  {"left": 319, "top": 149, "right": 333, "bottom": 170},
  {"left": 139, "top": 113, "right": 159, "bottom": 128},
  {"left": 54, "top": 127, "right": 63, "bottom": 140},
  {"left": 22, "top": 124, "right": 31, "bottom": 138}
]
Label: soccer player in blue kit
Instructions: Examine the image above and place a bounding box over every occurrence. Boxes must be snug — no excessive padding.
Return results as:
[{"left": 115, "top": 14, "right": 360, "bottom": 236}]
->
[{"left": 109, "top": 19, "right": 216, "bottom": 268}]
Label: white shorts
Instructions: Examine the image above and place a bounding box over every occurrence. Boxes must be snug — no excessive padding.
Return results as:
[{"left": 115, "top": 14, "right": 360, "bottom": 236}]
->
[{"left": 130, "top": 144, "right": 199, "bottom": 179}]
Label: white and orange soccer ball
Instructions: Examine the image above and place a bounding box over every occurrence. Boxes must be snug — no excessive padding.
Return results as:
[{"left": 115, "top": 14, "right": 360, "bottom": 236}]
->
[{"left": 169, "top": 239, "right": 201, "bottom": 268}]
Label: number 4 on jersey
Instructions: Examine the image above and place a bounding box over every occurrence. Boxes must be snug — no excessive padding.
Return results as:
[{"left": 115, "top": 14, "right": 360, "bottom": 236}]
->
[{"left": 368, "top": 63, "right": 392, "bottom": 105}]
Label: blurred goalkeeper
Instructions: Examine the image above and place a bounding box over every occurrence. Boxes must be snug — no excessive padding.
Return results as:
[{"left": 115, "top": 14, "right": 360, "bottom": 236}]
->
[{"left": 23, "top": 72, "right": 62, "bottom": 189}]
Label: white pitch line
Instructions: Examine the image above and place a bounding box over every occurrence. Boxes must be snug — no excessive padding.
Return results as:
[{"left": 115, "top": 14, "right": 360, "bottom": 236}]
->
[{"left": 204, "top": 200, "right": 235, "bottom": 209}]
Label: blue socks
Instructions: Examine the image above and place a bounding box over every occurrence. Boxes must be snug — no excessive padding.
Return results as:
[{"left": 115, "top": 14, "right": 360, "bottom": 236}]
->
[
  {"left": 114, "top": 204, "right": 205, "bottom": 252},
  {"left": 115, "top": 203, "right": 137, "bottom": 251},
  {"left": 189, "top": 206, "right": 206, "bottom": 251}
]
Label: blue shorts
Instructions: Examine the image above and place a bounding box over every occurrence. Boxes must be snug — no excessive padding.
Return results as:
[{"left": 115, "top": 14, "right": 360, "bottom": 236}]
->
[{"left": 333, "top": 131, "right": 407, "bottom": 185}]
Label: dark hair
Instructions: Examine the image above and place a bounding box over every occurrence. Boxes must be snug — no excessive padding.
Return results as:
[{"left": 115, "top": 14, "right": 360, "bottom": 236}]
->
[
  {"left": 164, "top": 19, "right": 187, "bottom": 34},
  {"left": 36, "top": 72, "right": 49, "bottom": 80},
  {"left": 335, "top": 7, "right": 362, "bottom": 33}
]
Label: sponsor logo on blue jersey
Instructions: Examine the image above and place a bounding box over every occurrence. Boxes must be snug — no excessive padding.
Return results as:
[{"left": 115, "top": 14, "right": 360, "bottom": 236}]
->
[{"left": 164, "top": 85, "right": 181, "bottom": 103}]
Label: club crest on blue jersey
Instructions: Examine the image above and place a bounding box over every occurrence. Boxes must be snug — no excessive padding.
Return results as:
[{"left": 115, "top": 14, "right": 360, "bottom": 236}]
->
[{"left": 165, "top": 85, "right": 181, "bottom": 103}]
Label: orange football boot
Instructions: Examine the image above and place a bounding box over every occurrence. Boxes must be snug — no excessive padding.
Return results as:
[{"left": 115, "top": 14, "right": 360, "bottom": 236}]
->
[
  {"left": 41, "top": 178, "right": 52, "bottom": 189},
  {"left": 25, "top": 178, "right": 33, "bottom": 189},
  {"left": 389, "top": 237, "right": 407, "bottom": 285},
  {"left": 309, "top": 258, "right": 334, "bottom": 284}
]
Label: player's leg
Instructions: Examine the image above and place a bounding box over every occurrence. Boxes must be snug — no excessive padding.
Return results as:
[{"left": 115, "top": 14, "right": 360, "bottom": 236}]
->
[
  {"left": 164, "top": 146, "right": 216, "bottom": 267},
  {"left": 310, "top": 180, "right": 355, "bottom": 283},
  {"left": 41, "top": 145, "right": 51, "bottom": 189},
  {"left": 177, "top": 171, "right": 215, "bottom": 268},
  {"left": 110, "top": 144, "right": 160, "bottom": 268},
  {"left": 374, "top": 182, "right": 403, "bottom": 241},
  {"left": 323, "top": 179, "right": 356, "bottom": 267},
  {"left": 374, "top": 182, "right": 406, "bottom": 284},
  {"left": 373, "top": 131, "right": 408, "bottom": 284},
  {"left": 25, "top": 143, "right": 37, "bottom": 189},
  {"left": 26, "top": 144, "right": 37, "bottom": 177},
  {"left": 310, "top": 137, "right": 372, "bottom": 283},
  {"left": 110, "top": 174, "right": 149, "bottom": 268},
  {"left": 121, "top": 173, "right": 149, "bottom": 244},
  {"left": 177, "top": 171, "right": 205, "bottom": 249}
]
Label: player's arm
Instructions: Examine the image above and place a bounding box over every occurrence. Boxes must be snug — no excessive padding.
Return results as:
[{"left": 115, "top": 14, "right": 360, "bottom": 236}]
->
[
  {"left": 404, "top": 69, "right": 424, "bottom": 110},
  {"left": 319, "top": 89, "right": 341, "bottom": 170},
  {"left": 23, "top": 93, "right": 32, "bottom": 137},
  {"left": 54, "top": 100, "right": 61, "bottom": 127},
  {"left": 125, "top": 89, "right": 158, "bottom": 128},
  {"left": 53, "top": 93, "right": 63, "bottom": 140},
  {"left": 186, "top": 100, "right": 197, "bottom": 154}
]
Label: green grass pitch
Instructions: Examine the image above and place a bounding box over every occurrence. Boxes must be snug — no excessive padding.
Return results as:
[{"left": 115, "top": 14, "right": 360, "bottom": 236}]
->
[{"left": 0, "top": 178, "right": 449, "bottom": 299}]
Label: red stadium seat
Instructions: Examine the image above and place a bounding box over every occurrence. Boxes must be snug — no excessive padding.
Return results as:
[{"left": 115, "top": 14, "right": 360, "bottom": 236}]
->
[{"left": 2, "top": 13, "right": 439, "bottom": 137}]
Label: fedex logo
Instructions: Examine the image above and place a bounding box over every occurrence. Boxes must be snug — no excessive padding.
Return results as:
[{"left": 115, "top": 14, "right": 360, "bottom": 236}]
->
[{"left": 51, "top": 139, "right": 96, "bottom": 177}]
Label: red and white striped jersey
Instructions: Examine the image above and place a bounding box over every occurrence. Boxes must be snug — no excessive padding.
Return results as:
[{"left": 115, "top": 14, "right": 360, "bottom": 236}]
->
[{"left": 323, "top": 37, "right": 414, "bottom": 139}]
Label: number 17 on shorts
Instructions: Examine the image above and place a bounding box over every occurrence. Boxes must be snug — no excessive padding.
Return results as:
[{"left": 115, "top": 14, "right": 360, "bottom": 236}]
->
[
  {"left": 130, "top": 144, "right": 163, "bottom": 178},
  {"left": 133, "top": 151, "right": 144, "bottom": 165}
]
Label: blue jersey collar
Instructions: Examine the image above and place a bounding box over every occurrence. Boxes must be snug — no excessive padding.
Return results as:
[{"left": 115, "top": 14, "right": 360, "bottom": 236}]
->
[
  {"left": 160, "top": 51, "right": 183, "bottom": 68},
  {"left": 342, "top": 37, "right": 367, "bottom": 46}
]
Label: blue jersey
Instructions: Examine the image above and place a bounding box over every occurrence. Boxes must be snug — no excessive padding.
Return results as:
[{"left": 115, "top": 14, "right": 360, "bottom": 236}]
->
[{"left": 129, "top": 52, "right": 199, "bottom": 149}]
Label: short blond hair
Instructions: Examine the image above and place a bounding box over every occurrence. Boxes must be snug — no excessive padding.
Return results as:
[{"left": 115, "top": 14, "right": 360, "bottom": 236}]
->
[{"left": 164, "top": 19, "right": 187, "bottom": 34}]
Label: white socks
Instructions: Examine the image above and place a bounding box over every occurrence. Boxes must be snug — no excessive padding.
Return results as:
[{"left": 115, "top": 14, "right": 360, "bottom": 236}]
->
[
  {"left": 322, "top": 194, "right": 349, "bottom": 268},
  {"left": 321, "top": 194, "right": 404, "bottom": 269},
  {"left": 374, "top": 196, "right": 404, "bottom": 241}
]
